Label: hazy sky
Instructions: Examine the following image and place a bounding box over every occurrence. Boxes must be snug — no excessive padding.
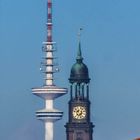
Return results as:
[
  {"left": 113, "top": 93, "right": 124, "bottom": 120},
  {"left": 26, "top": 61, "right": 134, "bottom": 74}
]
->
[{"left": 0, "top": 0, "right": 140, "bottom": 140}]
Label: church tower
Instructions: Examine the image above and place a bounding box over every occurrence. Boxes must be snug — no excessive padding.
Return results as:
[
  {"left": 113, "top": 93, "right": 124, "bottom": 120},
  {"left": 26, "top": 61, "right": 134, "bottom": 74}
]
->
[{"left": 65, "top": 34, "right": 94, "bottom": 140}]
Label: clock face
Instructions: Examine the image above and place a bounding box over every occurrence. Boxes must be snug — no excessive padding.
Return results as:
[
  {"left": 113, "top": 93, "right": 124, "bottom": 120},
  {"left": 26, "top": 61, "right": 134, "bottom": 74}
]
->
[{"left": 72, "top": 106, "right": 86, "bottom": 119}]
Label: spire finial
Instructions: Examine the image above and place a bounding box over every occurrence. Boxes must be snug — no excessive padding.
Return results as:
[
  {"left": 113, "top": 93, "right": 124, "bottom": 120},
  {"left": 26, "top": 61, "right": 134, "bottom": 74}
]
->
[
  {"left": 78, "top": 28, "right": 83, "bottom": 42},
  {"left": 76, "top": 28, "right": 83, "bottom": 62}
]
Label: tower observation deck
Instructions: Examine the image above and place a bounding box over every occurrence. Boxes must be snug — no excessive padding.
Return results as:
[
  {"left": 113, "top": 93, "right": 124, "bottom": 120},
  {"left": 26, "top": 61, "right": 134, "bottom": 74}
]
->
[{"left": 32, "top": 1, "right": 67, "bottom": 140}]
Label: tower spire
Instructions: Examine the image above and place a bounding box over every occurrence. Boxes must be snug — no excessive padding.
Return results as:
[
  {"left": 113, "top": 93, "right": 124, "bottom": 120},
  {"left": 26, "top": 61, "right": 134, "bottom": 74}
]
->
[
  {"left": 77, "top": 28, "right": 83, "bottom": 61},
  {"left": 77, "top": 42, "right": 83, "bottom": 61}
]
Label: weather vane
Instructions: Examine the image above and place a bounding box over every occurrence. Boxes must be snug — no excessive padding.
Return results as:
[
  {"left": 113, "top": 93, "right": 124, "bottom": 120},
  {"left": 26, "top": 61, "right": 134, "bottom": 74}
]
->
[{"left": 78, "top": 28, "right": 83, "bottom": 42}]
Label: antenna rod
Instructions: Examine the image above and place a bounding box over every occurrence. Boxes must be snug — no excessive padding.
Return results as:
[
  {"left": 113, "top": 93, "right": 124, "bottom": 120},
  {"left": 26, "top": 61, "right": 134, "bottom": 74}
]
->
[{"left": 47, "top": 0, "right": 53, "bottom": 42}]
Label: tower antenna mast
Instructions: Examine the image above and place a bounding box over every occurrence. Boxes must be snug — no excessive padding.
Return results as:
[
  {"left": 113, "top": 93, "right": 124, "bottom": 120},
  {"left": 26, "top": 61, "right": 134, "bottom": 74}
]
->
[{"left": 47, "top": 0, "right": 53, "bottom": 43}]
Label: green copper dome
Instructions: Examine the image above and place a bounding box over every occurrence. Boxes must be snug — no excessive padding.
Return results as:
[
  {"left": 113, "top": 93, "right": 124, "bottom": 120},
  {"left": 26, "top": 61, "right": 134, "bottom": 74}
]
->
[{"left": 69, "top": 42, "right": 90, "bottom": 84}]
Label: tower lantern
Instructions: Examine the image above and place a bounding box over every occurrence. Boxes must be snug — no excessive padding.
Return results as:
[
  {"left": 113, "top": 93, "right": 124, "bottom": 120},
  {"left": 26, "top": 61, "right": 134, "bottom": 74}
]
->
[
  {"left": 69, "top": 43, "right": 90, "bottom": 100},
  {"left": 65, "top": 35, "right": 94, "bottom": 140},
  {"left": 32, "top": 1, "right": 67, "bottom": 140}
]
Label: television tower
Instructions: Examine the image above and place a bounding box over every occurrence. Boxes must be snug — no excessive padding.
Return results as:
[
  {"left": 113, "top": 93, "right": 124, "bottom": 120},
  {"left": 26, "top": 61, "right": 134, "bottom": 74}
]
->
[{"left": 32, "top": 0, "right": 67, "bottom": 140}]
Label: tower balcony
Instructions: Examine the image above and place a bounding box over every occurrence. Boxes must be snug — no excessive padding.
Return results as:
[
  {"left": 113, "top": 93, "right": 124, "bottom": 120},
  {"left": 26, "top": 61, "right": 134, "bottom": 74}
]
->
[
  {"left": 36, "top": 108, "right": 63, "bottom": 122},
  {"left": 32, "top": 85, "right": 68, "bottom": 100}
]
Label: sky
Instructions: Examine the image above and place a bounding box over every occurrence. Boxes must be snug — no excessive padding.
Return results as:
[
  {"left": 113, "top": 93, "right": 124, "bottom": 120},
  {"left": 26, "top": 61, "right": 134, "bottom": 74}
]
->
[{"left": 0, "top": 0, "right": 140, "bottom": 140}]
